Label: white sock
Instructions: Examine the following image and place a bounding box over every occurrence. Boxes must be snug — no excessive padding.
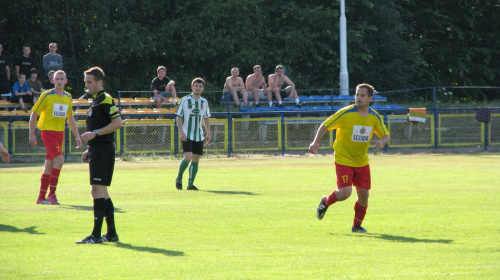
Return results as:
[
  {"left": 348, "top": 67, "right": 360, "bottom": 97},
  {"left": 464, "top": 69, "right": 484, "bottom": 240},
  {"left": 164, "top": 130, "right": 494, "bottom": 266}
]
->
[
  {"left": 278, "top": 101, "right": 282, "bottom": 105},
  {"left": 269, "top": 102, "right": 273, "bottom": 107},
  {"left": 174, "top": 98, "right": 178, "bottom": 103},
  {"left": 295, "top": 99, "right": 300, "bottom": 105}
]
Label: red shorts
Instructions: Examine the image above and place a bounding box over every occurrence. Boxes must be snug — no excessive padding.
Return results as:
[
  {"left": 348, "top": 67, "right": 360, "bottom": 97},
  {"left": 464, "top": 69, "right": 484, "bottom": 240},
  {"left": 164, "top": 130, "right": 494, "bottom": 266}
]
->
[
  {"left": 41, "top": 130, "right": 64, "bottom": 160},
  {"left": 335, "top": 163, "right": 371, "bottom": 190}
]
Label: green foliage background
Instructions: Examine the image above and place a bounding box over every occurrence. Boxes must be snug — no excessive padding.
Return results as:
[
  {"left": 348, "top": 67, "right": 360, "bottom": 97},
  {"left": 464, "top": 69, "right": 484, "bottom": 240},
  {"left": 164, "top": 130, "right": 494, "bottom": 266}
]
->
[{"left": 1, "top": 0, "right": 499, "bottom": 104}]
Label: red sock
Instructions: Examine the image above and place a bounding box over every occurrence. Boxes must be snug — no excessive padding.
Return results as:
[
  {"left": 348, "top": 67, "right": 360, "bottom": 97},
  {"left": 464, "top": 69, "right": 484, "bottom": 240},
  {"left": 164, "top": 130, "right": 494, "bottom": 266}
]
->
[
  {"left": 49, "top": 168, "right": 61, "bottom": 195},
  {"left": 325, "top": 191, "right": 339, "bottom": 206},
  {"left": 353, "top": 201, "right": 367, "bottom": 227},
  {"left": 39, "top": 174, "right": 50, "bottom": 200}
]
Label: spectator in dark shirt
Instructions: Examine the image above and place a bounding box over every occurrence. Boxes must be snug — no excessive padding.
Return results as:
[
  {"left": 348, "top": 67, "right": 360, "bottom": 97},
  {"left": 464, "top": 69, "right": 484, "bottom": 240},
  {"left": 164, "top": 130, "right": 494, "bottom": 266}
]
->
[
  {"left": 15, "top": 45, "right": 38, "bottom": 80},
  {"left": 0, "top": 43, "right": 11, "bottom": 96},
  {"left": 151, "top": 66, "right": 177, "bottom": 108}
]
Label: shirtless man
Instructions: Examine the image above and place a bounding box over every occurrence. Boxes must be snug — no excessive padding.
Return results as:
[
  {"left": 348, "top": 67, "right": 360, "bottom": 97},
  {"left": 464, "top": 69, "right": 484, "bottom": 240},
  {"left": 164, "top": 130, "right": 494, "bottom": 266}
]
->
[
  {"left": 268, "top": 65, "right": 302, "bottom": 108},
  {"left": 245, "top": 65, "right": 267, "bottom": 107},
  {"left": 223, "top": 67, "right": 248, "bottom": 107}
]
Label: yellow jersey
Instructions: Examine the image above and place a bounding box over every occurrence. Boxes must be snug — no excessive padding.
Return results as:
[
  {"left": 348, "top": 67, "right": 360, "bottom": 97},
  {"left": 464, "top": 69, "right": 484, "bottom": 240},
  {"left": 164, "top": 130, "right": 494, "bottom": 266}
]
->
[
  {"left": 323, "top": 105, "right": 389, "bottom": 167},
  {"left": 32, "top": 89, "right": 74, "bottom": 131}
]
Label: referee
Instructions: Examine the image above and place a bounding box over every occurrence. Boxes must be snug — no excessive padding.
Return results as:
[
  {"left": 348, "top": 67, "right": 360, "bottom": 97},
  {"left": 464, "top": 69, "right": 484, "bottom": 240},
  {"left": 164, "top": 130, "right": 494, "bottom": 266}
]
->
[{"left": 76, "top": 67, "right": 123, "bottom": 244}]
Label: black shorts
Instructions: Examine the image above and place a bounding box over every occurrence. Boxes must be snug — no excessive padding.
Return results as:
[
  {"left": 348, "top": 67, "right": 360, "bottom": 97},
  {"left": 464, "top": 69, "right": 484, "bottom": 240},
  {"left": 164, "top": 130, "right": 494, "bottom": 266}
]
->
[
  {"left": 11, "top": 94, "right": 34, "bottom": 104},
  {"left": 182, "top": 139, "right": 204, "bottom": 155},
  {"left": 279, "top": 89, "right": 289, "bottom": 99},
  {"left": 89, "top": 144, "right": 115, "bottom": 186}
]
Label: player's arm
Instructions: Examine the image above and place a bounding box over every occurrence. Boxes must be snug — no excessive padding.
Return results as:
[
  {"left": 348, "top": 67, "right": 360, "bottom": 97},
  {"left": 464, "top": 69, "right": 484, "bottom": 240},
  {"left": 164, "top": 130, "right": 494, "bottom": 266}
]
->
[
  {"left": 28, "top": 112, "right": 38, "bottom": 147},
  {"left": 81, "top": 116, "right": 123, "bottom": 143},
  {"left": 0, "top": 142, "right": 10, "bottom": 163},
  {"left": 373, "top": 135, "right": 390, "bottom": 150},
  {"left": 176, "top": 115, "right": 187, "bottom": 142},
  {"left": 67, "top": 116, "right": 82, "bottom": 148},
  {"left": 309, "top": 124, "right": 328, "bottom": 154},
  {"left": 203, "top": 118, "right": 211, "bottom": 144}
]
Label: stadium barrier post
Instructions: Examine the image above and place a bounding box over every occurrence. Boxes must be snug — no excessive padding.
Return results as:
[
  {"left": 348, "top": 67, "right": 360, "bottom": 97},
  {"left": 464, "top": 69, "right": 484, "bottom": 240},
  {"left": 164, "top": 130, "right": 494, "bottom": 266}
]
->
[
  {"left": 7, "top": 117, "right": 12, "bottom": 155},
  {"left": 281, "top": 113, "right": 285, "bottom": 156},
  {"left": 433, "top": 107, "right": 439, "bottom": 149},
  {"left": 227, "top": 110, "right": 232, "bottom": 157}
]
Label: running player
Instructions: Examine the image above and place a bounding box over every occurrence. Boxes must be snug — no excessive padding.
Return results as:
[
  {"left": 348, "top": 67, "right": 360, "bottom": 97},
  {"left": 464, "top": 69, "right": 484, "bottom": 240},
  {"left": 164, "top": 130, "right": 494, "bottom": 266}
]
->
[
  {"left": 309, "top": 83, "right": 390, "bottom": 233},
  {"left": 175, "top": 78, "right": 211, "bottom": 191},
  {"left": 29, "top": 70, "right": 82, "bottom": 205}
]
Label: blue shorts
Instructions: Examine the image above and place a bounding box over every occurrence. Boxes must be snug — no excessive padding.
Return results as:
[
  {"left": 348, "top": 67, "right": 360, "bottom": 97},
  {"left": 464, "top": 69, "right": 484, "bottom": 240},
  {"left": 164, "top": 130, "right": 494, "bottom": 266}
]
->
[{"left": 152, "top": 92, "right": 173, "bottom": 101}]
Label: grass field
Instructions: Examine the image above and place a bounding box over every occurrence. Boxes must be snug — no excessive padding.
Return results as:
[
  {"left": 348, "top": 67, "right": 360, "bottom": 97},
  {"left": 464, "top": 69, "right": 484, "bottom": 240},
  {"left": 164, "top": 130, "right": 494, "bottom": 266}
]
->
[{"left": 0, "top": 154, "right": 499, "bottom": 279}]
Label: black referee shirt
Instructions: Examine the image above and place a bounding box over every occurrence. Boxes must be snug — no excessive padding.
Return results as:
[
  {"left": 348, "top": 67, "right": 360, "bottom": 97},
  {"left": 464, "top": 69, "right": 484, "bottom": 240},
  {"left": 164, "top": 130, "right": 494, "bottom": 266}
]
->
[{"left": 86, "top": 90, "right": 120, "bottom": 145}]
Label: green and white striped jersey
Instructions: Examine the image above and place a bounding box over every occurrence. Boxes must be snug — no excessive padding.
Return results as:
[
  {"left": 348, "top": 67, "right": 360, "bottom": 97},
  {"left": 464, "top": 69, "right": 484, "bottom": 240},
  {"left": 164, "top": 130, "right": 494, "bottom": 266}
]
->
[{"left": 176, "top": 94, "right": 211, "bottom": 141}]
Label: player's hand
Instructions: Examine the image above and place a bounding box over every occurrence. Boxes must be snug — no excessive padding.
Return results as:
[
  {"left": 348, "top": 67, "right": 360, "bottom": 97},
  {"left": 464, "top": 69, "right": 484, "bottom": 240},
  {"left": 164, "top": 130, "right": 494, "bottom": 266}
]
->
[
  {"left": 81, "top": 132, "right": 96, "bottom": 143},
  {"left": 180, "top": 132, "right": 187, "bottom": 142},
  {"left": 29, "top": 134, "right": 37, "bottom": 147},
  {"left": 82, "top": 150, "right": 89, "bottom": 163},
  {"left": 75, "top": 138, "right": 83, "bottom": 149},
  {"left": 309, "top": 142, "right": 319, "bottom": 154},
  {"left": 1, "top": 151, "right": 10, "bottom": 163},
  {"left": 205, "top": 134, "right": 211, "bottom": 145},
  {"left": 373, "top": 140, "right": 384, "bottom": 150}
]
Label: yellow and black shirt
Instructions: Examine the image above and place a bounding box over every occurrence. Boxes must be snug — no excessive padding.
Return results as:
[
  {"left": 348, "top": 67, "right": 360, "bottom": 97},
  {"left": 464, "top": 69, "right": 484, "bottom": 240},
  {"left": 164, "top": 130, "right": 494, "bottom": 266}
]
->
[{"left": 86, "top": 90, "right": 120, "bottom": 145}]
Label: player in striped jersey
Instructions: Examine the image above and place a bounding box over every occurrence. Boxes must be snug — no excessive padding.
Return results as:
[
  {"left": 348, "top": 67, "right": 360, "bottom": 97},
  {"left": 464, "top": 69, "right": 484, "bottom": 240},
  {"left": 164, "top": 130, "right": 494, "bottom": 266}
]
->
[
  {"left": 175, "top": 78, "right": 211, "bottom": 191},
  {"left": 29, "top": 70, "right": 82, "bottom": 205},
  {"left": 309, "top": 83, "right": 390, "bottom": 233}
]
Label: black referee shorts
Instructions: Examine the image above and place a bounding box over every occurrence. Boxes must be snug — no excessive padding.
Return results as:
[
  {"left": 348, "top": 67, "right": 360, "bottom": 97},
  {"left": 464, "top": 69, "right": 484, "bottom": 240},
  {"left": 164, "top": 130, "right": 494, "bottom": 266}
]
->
[
  {"left": 182, "top": 139, "right": 204, "bottom": 156},
  {"left": 89, "top": 144, "right": 115, "bottom": 186}
]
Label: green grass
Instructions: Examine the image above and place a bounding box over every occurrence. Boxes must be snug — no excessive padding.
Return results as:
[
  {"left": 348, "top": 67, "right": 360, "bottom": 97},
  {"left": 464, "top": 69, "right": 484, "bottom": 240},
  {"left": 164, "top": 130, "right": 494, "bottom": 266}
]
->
[{"left": 0, "top": 154, "right": 499, "bottom": 279}]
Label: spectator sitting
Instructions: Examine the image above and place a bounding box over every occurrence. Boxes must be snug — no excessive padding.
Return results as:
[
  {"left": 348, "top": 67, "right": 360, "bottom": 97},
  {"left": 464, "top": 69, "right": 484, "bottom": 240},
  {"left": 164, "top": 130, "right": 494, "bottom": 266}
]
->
[
  {"left": 11, "top": 73, "right": 32, "bottom": 111},
  {"left": 43, "top": 43, "right": 63, "bottom": 78},
  {"left": 223, "top": 67, "right": 249, "bottom": 107},
  {"left": 151, "top": 66, "right": 177, "bottom": 108},
  {"left": 42, "top": 70, "right": 55, "bottom": 90},
  {"left": 245, "top": 65, "right": 267, "bottom": 108},
  {"left": 27, "top": 68, "right": 43, "bottom": 104},
  {"left": 268, "top": 65, "right": 303, "bottom": 108}
]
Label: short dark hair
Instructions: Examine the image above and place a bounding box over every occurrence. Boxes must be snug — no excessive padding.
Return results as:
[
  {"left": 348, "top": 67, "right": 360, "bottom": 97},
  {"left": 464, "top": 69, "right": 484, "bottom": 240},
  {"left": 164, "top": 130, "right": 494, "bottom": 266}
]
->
[
  {"left": 84, "top": 67, "right": 105, "bottom": 81},
  {"left": 30, "top": 68, "right": 38, "bottom": 74},
  {"left": 356, "top": 83, "right": 375, "bottom": 96},
  {"left": 191, "top": 77, "right": 205, "bottom": 86}
]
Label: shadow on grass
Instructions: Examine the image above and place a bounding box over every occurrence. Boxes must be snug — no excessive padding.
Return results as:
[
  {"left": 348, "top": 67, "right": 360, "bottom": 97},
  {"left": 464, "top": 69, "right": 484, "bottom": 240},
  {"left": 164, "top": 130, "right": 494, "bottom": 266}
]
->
[
  {"left": 60, "top": 205, "right": 125, "bottom": 213},
  {"left": 0, "top": 224, "right": 45, "bottom": 235},
  {"left": 112, "top": 242, "right": 185, "bottom": 257},
  {"left": 204, "top": 190, "right": 258, "bottom": 195},
  {"left": 339, "top": 232, "right": 453, "bottom": 244}
]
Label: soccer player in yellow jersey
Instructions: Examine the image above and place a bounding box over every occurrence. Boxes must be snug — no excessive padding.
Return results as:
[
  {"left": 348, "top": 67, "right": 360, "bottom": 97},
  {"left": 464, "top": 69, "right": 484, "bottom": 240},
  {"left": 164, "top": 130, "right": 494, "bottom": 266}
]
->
[
  {"left": 29, "top": 70, "right": 82, "bottom": 205},
  {"left": 309, "top": 83, "right": 390, "bottom": 233}
]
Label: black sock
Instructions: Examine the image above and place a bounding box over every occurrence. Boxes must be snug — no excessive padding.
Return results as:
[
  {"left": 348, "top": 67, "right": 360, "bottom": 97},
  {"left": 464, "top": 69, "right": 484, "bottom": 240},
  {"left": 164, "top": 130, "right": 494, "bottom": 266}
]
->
[
  {"left": 91, "top": 198, "right": 106, "bottom": 237},
  {"left": 105, "top": 198, "right": 116, "bottom": 235}
]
